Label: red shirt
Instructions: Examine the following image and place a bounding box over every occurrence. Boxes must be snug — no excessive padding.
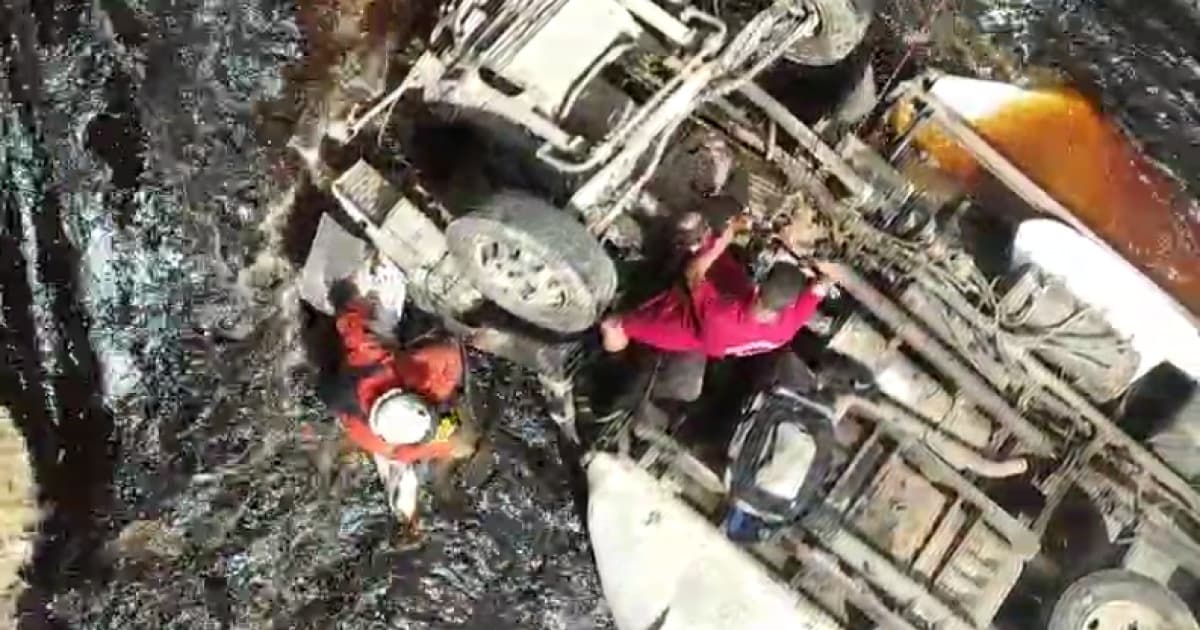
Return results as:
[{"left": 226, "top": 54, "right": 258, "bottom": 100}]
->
[
  {"left": 619, "top": 246, "right": 823, "bottom": 358},
  {"left": 334, "top": 299, "right": 463, "bottom": 462}
]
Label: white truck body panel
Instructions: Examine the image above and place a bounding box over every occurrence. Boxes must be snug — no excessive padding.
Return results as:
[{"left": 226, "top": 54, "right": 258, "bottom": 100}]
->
[
  {"left": 586, "top": 453, "right": 842, "bottom": 630},
  {"left": 1013, "top": 218, "right": 1200, "bottom": 382}
]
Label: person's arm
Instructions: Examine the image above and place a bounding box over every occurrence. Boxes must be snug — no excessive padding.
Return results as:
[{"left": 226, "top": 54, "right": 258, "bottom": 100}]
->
[
  {"left": 606, "top": 289, "right": 706, "bottom": 354},
  {"left": 790, "top": 279, "right": 832, "bottom": 324},
  {"left": 341, "top": 414, "right": 398, "bottom": 459},
  {"left": 685, "top": 215, "right": 749, "bottom": 290},
  {"left": 391, "top": 441, "right": 454, "bottom": 463},
  {"left": 334, "top": 296, "right": 391, "bottom": 369}
]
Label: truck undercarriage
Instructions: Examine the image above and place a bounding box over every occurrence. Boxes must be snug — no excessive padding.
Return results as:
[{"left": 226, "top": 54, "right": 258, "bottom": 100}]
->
[{"left": 294, "top": 0, "right": 1200, "bottom": 627}]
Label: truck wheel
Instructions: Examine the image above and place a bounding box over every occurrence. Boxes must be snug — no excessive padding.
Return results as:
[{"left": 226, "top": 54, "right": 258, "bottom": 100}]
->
[
  {"left": 446, "top": 191, "right": 617, "bottom": 333},
  {"left": 785, "top": 0, "right": 873, "bottom": 67},
  {"left": 1048, "top": 569, "right": 1199, "bottom": 630}
]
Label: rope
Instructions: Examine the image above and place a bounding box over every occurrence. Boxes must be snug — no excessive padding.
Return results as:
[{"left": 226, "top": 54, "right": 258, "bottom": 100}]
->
[{"left": 854, "top": 0, "right": 956, "bottom": 138}]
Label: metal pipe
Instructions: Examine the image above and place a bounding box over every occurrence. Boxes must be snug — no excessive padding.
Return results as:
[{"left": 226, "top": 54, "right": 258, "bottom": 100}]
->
[
  {"left": 837, "top": 396, "right": 1028, "bottom": 479},
  {"left": 794, "top": 515, "right": 977, "bottom": 630},
  {"left": 348, "top": 52, "right": 446, "bottom": 140},
  {"left": 568, "top": 31, "right": 726, "bottom": 219},
  {"left": 827, "top": 312, "right": 996, "bottom": 448},
  {"left": 736, "top": 83, "right": 872, "bottom": 201},
  {"left": 1018, "top": 353, "right": 1200, "bottom": 517},
  {"left": 616, "top": 0, "right": 695, "bottom": 46},
  {"left": 819, "top": 262, "right": 1057, "bottom": 456},
  {"left": 781, "top": 535, "right": 921, "bottom": 630},
  {"left": 903, "top": 264, "right": 1200, "bottom": 519},
  {"left": 553, "top": 41, "right": 636, "bottom": 120},
  {"left": 837, "top": 396, "right": 1041, "bottom": 558}
]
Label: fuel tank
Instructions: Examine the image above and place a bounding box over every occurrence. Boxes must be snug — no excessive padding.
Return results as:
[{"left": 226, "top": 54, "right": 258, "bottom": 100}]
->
[{"left": 916, "top": 74, "right": 1200, "bottom": 321}]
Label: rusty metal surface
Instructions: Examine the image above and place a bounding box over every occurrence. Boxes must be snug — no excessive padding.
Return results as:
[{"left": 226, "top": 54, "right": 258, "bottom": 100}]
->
[
  {"left": 899, "top": 283, "right": 1013, "bottom": 392},
  {"left": 838, "top": 398, "right": 1041, "bottom": 558},
  {"left": 828, "top": 313, "right": 996, "bottom": 448},
  {"left": 801, "top": 509, "right": 978, "bottom": 630},
  {"left": 820, "top": 262, "right": 1057, "bottom": 455},
  {"left": 332, "top": 160, "right": 483, "bottom": 316},
  {"left": 912, "top": 497, "right": 967, "bottom": 580},
  {"left": 888, "top": 252, "right": 1200, "bottom": 521},
  {"left": 849, "top": 455, "right": 948, "bottom": 562},
  {"left": 935, "top": 518, "right": 1023, "bottom": 626},
  {"left": 782, "top": 535, "right": 922, "bottom": 630}
]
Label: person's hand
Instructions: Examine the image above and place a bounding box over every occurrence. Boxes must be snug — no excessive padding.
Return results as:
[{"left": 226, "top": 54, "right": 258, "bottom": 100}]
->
[
  {"left": 812, "top": 275, "right": 835, "bottom": 298},
  {"left": 798, "top": 263, "right": 833, "bottom": 297},
  {"left": 466, "top": 326, "right": 502, "bottom": 351}
]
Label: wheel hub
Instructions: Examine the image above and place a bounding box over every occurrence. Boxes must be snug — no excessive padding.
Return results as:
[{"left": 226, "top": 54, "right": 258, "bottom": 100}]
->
[
  {"left": 474, "top": 237, "right": 576, "bottom": 311},
  {"left": 784, "top": 0, "right": 870, "bottom": 66},
  {"left": 446, "top": 190, "right": 616, "bottom": 333},
  {"left": 1083, "top": 600, "right": 1171, "bottom": 630}
]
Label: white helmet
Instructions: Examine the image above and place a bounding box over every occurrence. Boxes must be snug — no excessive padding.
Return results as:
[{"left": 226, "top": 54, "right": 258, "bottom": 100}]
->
[{"left": 368, "top": 390, "right": 435, "bottom": 445}]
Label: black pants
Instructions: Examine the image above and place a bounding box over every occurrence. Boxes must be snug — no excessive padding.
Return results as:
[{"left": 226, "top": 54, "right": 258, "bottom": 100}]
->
[
  {"left": 651, "top": 352, "right": 708, "bottom": 403},
  {"left": 651, "top": 349, "right": 816, "bottom": 404}
]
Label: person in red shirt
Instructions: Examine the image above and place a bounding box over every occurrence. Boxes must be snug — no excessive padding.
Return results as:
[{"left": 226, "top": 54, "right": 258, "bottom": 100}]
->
[
  {"left": 324, "top": 281, "right": 476, "bottom": 538},
  {"left": 599, "top": 209, "right": 830, "bottom": 401}
]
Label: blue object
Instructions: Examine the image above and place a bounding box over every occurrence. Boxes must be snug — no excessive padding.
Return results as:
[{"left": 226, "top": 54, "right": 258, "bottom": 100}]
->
[{"left": 723, "top": 505, "right": 769, "bottom": 543}]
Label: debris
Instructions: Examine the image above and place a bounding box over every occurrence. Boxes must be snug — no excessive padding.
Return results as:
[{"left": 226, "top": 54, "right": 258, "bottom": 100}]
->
[{"left": 0, "top": 408, "right": 37, "bottom": 630}]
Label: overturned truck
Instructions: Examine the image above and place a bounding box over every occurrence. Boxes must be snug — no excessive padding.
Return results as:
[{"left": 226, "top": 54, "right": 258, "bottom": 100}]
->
[{"left": 295, "top": 0, "right": 1200, "bottom": 628}]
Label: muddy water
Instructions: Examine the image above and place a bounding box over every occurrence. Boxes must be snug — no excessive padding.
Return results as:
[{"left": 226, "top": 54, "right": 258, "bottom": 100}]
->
[
  {"left": 913, "top": 86, "right": 1200, "bottom": 314},
  {"left": 947, "top": 0, "right": 1200, "bottom": 313}
]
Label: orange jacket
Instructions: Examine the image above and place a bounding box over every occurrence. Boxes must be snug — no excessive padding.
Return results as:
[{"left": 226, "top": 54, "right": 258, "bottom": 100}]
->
[{"left": 333, "top": 298, "right": 463, "bottom": 463}]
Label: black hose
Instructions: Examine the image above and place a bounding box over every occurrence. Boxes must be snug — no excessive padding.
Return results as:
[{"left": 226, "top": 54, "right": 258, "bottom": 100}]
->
[{"left": 728, "top": 390, "right": 834, "bottom": 522}]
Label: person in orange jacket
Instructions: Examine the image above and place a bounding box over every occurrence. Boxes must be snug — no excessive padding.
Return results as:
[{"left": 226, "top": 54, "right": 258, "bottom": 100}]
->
[{"left": 323, "top": 279, "right": 476, "bottom": 538}]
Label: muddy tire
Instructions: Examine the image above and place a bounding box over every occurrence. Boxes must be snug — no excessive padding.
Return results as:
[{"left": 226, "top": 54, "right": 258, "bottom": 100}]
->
[
  {"left": 446, "top": 191, "right": 617, "bottom": 333},
  {"left": 1048, "top": 569, "right": 1199, "bottom": 630},
  {"left": 786, "top": 0, "right": 873, "bottom": 67}
]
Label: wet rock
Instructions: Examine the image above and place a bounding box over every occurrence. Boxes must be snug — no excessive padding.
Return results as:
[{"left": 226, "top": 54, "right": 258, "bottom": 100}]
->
[
  {"left": 0, "top": 408, "right": 38, "bottom": 628},
  {"left": 109, "top": 520, "right": 186, "bottom": 564}
]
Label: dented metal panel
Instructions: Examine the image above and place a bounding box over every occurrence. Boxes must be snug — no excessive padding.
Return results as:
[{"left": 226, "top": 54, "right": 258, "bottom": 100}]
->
[{"left": 332, "top": 161, "right": 482, "bottom": 316}]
